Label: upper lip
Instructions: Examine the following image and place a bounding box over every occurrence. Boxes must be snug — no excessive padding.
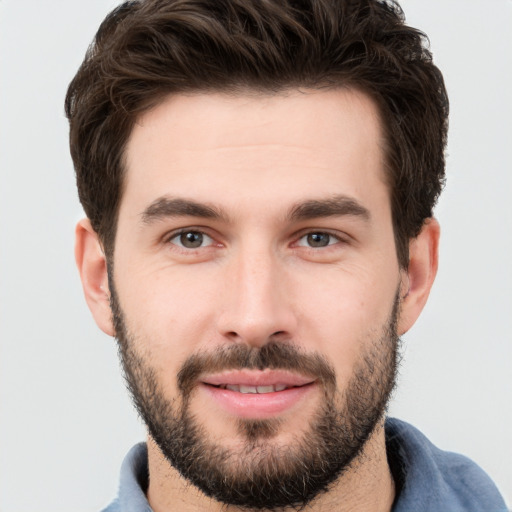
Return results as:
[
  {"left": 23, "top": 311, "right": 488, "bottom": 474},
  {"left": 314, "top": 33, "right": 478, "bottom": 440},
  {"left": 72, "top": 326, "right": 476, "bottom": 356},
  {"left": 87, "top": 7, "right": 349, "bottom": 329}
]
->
[{"left": 201, "top": 369, "right": 315, "bottom": 388}]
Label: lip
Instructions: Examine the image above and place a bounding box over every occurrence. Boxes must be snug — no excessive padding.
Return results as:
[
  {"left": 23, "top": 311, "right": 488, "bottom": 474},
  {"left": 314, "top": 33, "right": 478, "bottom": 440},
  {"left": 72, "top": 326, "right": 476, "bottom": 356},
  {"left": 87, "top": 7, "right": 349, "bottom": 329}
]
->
[
  {"left": 202, "top": 369, "right": 315, "bottom": 388},
  {"left": 199, "top": 370, "right": 317, "bottom": 419}
]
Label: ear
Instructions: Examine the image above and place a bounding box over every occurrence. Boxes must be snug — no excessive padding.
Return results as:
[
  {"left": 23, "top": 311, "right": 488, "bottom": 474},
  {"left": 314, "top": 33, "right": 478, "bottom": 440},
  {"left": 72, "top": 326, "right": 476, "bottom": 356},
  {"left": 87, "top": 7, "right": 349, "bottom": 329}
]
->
[
  {"left": 75, "top": 219, "right": 115, "bottom": 336},
  {"left": 397, "top": 218, "right": 440, "bottom": 335}
]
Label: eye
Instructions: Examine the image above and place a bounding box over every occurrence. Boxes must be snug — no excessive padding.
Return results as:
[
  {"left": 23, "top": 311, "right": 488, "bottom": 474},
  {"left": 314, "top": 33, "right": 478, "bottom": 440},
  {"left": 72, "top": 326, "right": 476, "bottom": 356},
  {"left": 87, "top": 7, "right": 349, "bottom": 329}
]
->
[
  {"left": 296, "top": 232, "right": 339, "bottom": 248},
  {"left": 168, "top": 230, "right": 214, "bottom": 249}
]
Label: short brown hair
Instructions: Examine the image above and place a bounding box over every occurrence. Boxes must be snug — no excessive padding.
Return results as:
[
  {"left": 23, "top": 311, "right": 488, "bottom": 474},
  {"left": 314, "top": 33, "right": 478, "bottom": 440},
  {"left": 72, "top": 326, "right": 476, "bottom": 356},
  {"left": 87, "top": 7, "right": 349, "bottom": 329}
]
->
[{"left": 65, "top": 0, "right": 448, "bottom": 267}]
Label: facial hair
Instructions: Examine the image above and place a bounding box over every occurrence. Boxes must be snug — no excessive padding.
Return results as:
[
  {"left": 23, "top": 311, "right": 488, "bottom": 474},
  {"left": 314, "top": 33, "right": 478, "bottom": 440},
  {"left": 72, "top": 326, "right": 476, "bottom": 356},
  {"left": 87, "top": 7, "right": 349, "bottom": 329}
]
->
[{"left": 110, "top": 285, "right": 400, "bottom": 511}]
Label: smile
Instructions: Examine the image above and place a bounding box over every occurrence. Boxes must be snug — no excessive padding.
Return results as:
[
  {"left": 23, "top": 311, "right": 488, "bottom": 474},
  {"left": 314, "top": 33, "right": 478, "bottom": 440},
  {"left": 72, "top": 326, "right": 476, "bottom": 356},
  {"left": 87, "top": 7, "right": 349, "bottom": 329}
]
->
[
  {"left": 209, "top": 383, "right": 293, "bottom": 393},
  {"left": 199, "top": 370, "right": 317, "bottom": 418}
]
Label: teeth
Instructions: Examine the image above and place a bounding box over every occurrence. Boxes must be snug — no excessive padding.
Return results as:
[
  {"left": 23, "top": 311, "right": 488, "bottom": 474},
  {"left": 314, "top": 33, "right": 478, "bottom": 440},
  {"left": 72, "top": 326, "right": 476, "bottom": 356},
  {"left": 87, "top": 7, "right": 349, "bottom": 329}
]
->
[
  {"left": 239, "top": 385, "right": 258, "bottom": 393},
  {"left": 222, "top": 384, "right": 290, "bottom": 393},
  {"left": 256, "top": 385, "right": 275, "bottom": 393}
]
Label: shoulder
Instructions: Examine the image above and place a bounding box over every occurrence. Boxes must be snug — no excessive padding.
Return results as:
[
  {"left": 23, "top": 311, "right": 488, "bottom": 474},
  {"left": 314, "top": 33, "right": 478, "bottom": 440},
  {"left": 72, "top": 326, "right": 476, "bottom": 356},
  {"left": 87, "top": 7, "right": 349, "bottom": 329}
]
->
[
  {"left": 100, "top": 443, "right": 151, "bottom": 512},
  {"left": 386, "top": 418, "right": 508, "bottom": 512},
  {"left": 101, "top": 498, "right": 121, "bottom": 512}
]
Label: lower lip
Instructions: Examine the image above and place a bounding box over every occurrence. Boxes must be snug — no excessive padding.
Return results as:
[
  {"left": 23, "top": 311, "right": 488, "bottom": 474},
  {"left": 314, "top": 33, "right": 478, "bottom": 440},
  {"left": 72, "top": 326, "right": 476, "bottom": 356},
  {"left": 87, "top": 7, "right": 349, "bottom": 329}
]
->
[{"left": 200, "top": 383, "right": 316, "bottom": 419}]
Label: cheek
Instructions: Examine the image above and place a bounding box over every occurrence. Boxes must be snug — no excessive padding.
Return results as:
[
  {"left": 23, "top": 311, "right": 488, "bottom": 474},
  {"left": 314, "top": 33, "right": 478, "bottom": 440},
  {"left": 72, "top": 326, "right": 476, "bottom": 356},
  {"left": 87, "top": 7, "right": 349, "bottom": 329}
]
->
[
  {"left": 295, "top": 266, "right": 397, "bottom": 378},
  {"left": 115, "top": 263, "right": 223, "bottom": 378}
]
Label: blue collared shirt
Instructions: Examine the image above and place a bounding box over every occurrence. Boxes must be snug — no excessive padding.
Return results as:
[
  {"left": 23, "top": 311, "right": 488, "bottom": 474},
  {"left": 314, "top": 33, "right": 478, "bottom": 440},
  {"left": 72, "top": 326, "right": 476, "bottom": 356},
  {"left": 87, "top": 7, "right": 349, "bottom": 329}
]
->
[{"left": 102, "top": 418, "right": 508, "bottom": 511}]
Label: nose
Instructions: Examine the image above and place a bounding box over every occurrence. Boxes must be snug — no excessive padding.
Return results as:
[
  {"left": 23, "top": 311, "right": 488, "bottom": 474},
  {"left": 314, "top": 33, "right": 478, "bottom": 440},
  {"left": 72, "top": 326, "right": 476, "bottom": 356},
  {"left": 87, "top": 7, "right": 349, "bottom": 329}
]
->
[{"left": 217, "top": 245, "right": 297, "bottom": 348}]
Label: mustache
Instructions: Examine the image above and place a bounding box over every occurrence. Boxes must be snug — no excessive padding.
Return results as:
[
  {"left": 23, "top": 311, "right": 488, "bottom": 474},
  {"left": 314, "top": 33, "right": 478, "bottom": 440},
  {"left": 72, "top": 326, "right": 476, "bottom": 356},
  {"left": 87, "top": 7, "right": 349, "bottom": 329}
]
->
[{"left": 177, "top": 342, "right": 336, "bottom": 397}]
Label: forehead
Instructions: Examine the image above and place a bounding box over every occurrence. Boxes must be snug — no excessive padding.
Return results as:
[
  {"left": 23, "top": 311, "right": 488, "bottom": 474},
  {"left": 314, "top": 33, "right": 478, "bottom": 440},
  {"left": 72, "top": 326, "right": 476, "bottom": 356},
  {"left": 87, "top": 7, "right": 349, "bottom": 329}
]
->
[{"left": 122, "top": 88, "right": 388, "bottom": 218}]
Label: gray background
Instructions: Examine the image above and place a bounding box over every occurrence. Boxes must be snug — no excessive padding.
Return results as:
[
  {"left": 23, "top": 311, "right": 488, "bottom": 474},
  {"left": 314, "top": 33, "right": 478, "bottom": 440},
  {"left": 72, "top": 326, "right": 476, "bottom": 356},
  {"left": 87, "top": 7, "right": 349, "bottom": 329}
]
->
[{"left": 1, "top": 1, "right": 511, "bottom": 510}]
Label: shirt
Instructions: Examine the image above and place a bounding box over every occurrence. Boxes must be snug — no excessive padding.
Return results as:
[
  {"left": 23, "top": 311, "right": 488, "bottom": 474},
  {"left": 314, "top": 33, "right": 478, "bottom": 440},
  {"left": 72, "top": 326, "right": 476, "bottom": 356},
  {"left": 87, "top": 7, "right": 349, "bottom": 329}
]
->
[{"left": 102, "top": 418, "right": 508, "bottom": 511}]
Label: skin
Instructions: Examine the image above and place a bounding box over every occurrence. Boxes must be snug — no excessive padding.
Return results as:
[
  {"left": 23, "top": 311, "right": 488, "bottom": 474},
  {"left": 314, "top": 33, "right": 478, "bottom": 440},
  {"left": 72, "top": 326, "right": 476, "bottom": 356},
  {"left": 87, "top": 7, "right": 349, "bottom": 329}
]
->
[{"left": 76, "top": 88, "right": 439, "bottom": 511}]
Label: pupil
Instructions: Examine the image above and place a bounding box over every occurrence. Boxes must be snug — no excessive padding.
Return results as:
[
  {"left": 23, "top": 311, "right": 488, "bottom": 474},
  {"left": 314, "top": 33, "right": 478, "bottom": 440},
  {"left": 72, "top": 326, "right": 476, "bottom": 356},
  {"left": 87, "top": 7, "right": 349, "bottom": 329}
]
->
[
  {"left": 181, "top": 231, "right": 203, "bottom": 248},
  {"left": 308, "top": 233, "right": 329, "bottom": 247}
]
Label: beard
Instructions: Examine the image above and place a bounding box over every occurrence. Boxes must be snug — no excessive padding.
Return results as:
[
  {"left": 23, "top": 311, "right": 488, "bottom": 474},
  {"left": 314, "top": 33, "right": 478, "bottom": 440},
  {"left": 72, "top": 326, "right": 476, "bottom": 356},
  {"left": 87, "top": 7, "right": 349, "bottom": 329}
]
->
[{"left": 110, "top": 284, "right": 400, "bottom": 511}]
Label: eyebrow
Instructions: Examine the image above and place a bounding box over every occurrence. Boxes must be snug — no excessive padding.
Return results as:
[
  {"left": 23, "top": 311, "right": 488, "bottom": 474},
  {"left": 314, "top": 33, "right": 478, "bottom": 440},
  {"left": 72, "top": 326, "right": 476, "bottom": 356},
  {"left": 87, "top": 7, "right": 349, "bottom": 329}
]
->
[
  {"left": 141, "top": 197, "right": 229, "bottom": 224},
  {"left": 140, "top": 194, "right": 370, "bottom": 225},
  {"left": 288, "top": 195, "right": 371, "bottom": 222}
]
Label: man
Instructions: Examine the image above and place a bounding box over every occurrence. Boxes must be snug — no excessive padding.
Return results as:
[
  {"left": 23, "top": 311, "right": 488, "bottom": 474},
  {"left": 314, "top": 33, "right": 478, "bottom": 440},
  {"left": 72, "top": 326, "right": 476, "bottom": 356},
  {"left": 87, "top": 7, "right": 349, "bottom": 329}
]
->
[{"left": 66, "top": 0, "right": 507, "bottom": 510}]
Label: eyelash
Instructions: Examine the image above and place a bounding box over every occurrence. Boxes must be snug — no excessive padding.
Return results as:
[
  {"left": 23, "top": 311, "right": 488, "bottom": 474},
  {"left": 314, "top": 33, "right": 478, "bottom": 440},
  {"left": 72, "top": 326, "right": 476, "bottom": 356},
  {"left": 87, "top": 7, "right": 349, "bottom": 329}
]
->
[
  {"left": 166, "top": 229, "right": 217, "bottom": 250},
  {"left": 294, "top": 231, "right": 345, "bottom": 249},
  {"left": 165, "top": 228, "right": 347, "bottom": 251}
]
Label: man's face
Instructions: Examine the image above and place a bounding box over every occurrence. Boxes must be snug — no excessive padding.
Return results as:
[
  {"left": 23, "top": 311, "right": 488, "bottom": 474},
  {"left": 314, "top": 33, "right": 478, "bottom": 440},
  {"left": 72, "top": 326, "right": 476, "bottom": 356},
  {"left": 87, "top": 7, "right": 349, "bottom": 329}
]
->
[{"left": 110, "top": 89, "right": 405, "bottom": 508}]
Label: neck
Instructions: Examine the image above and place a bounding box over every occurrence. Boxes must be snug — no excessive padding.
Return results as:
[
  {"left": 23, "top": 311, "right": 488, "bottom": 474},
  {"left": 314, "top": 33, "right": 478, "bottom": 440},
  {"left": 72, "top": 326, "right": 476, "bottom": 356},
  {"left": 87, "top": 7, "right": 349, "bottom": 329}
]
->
[{"left": 146, "top": 420, "right": 395, "bottom": 512}]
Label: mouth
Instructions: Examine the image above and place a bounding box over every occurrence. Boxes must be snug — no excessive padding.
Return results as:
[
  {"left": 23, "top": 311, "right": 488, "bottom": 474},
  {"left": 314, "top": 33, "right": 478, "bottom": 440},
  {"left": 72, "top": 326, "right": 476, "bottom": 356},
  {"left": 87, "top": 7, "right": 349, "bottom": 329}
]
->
[
  {"left": 198, "top": 370, "right": 317, "bottom": 419},
  {"left": 208, "top": 383, "right": 295, "bottom": 393}
]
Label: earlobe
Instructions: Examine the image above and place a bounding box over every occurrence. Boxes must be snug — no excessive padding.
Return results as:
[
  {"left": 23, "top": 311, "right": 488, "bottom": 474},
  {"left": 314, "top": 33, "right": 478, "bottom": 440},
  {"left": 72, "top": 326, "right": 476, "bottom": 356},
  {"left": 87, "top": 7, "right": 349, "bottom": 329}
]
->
[
  {"left": 75, "top": 219, "right": 115, "bottom": 336},
  {"left": 397, "top": 218, "right": 440, "bottom": 335}
]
